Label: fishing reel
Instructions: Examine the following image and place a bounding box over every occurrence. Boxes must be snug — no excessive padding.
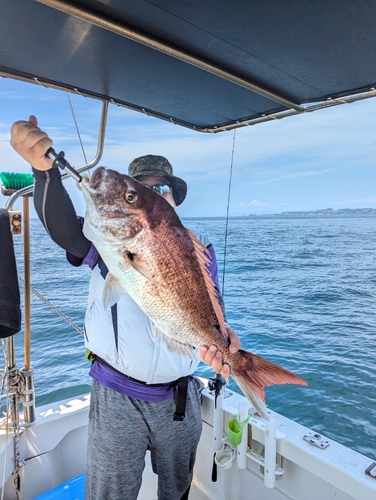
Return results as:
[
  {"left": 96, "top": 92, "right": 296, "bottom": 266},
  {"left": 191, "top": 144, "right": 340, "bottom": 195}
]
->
[{"left": 208, "top": 373, "right": 226, "bottom": 409}]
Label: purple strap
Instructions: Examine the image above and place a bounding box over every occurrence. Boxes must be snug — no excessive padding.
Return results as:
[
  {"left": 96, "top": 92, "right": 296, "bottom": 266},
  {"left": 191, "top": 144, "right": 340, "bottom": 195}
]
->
[
  {"left": 89, "top": 361, "right": 191, "bottom": 402},
  {"left": 83, "top": 244, "right": 100, "bottom": 269}
]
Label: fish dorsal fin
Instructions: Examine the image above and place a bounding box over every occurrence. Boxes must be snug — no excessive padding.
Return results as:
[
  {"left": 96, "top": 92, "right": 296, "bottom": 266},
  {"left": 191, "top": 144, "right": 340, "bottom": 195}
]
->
[
  {"left": 186, "top": 229, "right": 228, "bottom": 338},
  {"left": 155, "top": 328, "right": 201, "bottom": 361},
  {"left": 102, "top": 273, "right": 126, "bottom": 309}
]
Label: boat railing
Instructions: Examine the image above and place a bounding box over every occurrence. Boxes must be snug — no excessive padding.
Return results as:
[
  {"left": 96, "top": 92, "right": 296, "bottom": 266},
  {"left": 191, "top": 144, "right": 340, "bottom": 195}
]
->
[{"left": 5, "top": 100, "right": 108, "bottom": 212}]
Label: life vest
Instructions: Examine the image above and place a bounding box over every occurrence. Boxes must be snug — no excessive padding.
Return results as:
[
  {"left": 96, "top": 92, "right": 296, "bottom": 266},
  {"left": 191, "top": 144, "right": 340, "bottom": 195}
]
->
[{"left": 83, "top": 232, "right": 211, "bottom": 384}]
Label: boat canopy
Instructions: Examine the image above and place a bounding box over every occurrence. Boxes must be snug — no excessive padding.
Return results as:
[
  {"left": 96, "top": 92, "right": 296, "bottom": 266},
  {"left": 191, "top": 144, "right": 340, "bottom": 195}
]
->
[{"left": 1, "top": 0, "right": 376, "bottom": 132}]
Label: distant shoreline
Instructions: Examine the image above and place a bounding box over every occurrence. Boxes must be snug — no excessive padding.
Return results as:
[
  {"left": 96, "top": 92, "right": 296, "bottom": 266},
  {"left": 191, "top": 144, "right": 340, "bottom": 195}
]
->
[
  {"left": 181, "top": 208, "right": 376, "bottom": 219},
  {"left": 260, "top": 208, "right": 376, "bottom": 217},
  {"left": 254, "top": 208, "right": 376, "bottom": 217}
]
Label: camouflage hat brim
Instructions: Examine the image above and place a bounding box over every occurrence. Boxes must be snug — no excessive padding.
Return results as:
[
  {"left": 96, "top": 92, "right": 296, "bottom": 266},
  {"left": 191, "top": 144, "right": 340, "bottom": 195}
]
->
[{"left": 128, "top": 155, "right": 187, "bottom": 206}]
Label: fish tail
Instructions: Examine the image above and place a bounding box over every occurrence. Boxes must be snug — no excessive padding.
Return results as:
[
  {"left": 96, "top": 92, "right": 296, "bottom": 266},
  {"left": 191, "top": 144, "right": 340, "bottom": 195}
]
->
[{"left": 231, "top": 349, "right": 307, "bottom": 421}]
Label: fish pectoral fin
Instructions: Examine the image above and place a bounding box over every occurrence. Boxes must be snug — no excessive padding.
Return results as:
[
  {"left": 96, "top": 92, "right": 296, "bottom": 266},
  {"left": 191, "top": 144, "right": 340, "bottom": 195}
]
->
[
  {"left": 123, "top": 250, "right": 156, "bottom": 284},
  {"left": 102, "top": 273, "right": 126, "bottom": 309},
  {"left": 155, "top": 329, "right": 201, "bottom": 361}
]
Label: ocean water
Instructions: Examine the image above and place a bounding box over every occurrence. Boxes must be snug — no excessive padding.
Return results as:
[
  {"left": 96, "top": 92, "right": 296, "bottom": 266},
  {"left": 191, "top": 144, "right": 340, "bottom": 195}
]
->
[{"left": 9, "top": 215, "right": 376, "bottom": 461}]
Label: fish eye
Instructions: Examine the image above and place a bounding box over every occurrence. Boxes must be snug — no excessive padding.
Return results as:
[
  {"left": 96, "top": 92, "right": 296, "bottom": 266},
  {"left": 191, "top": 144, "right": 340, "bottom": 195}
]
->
[{"left": 125, "top": 191, "right": 138, "bottom": 204}]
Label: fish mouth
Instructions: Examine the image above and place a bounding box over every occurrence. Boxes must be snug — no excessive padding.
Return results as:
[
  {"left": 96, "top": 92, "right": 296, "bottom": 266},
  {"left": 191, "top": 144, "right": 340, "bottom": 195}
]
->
[
  {"left": 80, "top": 166, "right": 108, "bottom": 194},
  {"left": 90, "top": 166, "right": 107, "bottom": 187}
]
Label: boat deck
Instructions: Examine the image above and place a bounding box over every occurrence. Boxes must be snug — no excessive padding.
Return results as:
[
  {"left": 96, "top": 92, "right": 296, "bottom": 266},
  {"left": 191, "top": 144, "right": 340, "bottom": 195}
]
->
[
  {"left": 190, "top": 482, "right": 211, "bottom": 500},
  {"left": 140, "top": 450, "right": 211, "bottom": 499}
]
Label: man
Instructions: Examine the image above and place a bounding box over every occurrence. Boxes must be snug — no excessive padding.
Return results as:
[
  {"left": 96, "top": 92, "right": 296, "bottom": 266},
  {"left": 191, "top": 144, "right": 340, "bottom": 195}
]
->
[{"left": 10, "top": 116, "right": 240, "bottom": 499}]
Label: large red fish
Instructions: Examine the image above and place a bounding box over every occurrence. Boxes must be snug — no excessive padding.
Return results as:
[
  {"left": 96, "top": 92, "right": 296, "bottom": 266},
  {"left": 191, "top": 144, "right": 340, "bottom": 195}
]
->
[{"left": 80, "top": 167, "right": 307, "bottom": 419}]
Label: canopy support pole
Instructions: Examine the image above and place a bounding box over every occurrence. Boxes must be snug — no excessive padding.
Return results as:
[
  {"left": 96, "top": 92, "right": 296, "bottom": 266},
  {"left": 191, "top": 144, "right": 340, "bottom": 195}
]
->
[{"left": 22, "top": 195, "right": 36, "bottom": 424}]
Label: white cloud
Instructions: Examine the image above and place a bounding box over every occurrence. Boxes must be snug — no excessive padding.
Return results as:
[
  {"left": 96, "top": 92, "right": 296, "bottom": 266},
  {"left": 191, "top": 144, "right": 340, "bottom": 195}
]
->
[{"left": 248, "top": 200, "right": 266, "bottom": 206}]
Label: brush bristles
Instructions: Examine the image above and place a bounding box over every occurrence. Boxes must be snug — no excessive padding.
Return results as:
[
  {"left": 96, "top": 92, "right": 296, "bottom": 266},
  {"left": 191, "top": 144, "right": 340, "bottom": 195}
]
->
[{"left": 0, "top": 172, "right": 34, "bottom": 189}]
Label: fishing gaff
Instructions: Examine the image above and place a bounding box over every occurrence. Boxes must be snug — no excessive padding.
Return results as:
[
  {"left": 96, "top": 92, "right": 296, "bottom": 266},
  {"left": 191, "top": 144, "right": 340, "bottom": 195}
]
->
[{"left": 45, "top": 148, "right": 83, "bottom": 183}]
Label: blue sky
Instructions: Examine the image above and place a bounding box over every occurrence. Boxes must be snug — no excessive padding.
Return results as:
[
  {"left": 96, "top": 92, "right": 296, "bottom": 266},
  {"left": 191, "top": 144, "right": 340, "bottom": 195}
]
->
[{"left": 1, "top": 77, "right": 375, "bottom": 218}]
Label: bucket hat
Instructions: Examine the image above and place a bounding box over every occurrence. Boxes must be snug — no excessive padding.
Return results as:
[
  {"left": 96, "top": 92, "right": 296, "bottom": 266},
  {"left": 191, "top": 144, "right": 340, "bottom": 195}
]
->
[{"left": 128, "top": 155, "right": 187, "bottom": 206}]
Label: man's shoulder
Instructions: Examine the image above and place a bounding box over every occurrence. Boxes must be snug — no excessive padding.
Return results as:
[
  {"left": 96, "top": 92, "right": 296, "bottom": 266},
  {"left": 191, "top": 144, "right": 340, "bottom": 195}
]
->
[{"left": 189, "top": 230, "right": 211, "bottom": 248}]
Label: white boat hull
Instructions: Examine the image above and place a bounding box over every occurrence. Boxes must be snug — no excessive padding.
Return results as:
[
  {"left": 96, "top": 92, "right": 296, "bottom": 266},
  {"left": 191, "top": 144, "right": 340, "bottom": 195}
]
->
[{"left": 0, "top": 381, "right": 375, "bottom": 500}]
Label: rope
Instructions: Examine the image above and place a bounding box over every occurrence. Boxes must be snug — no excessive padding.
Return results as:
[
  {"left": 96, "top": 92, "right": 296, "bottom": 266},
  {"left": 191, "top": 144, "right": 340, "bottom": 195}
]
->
[
  {"left": 0, "top": 341, "right": 8, "bottom": 500},
  {"left": 18, "top": 276, "right": 84, "bottom": 337},
  {"left": 222, "top": 129, "right": 236, "bottom": 297},
  {"left": 0, "top": 341, "right": 25, "bottom": 500},
  {"left": 8, "top": 373, "right": 25, "bottom": 500}
]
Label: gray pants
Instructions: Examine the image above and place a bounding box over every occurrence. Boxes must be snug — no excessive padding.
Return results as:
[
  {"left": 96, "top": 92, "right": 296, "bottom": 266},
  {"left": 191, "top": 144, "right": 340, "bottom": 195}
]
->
[{"left": 86, "top": 379, "right": 202, "bottom": 500}]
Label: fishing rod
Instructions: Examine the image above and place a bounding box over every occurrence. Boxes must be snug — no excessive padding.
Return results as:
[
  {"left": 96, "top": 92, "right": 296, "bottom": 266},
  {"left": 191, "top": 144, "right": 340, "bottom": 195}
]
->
[
  {"left": 222, "top": 129, "right": 236, "bottom": 297},
  {"left": 208, "top": 373, "right": 226, "bottom": 482}
]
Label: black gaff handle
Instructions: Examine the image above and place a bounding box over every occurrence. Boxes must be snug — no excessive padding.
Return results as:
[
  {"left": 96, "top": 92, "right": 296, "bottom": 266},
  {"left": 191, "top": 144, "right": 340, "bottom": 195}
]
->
[{"left": 45, "top": 147, "right": 82, "bottom": 183}]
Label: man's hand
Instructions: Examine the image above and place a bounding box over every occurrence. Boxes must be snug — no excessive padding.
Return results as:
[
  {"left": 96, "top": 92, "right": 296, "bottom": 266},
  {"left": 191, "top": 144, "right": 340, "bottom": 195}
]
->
[
  {"left": 10, "top": 115, "right": 53, "bottom": 171},
  {"left": 199, "top": 326, "right": 241, "bottom": 377}
]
